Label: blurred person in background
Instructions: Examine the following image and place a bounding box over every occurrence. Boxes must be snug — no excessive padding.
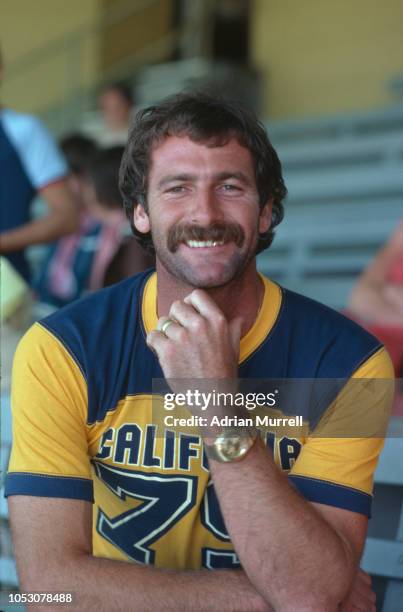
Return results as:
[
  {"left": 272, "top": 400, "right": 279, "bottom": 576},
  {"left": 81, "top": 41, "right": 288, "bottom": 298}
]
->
[
  {"left": 85, "top": 145, "right": 155, "bottom": 288},
  {"left": 349, "top": 221, "right": 403, "bottom": 327},
  {"left": 33, "top": 134, "right": 101, "bottom": 314},
  {"left": 0, "top": 48, "right": 78, "bottom": 283},
  {"left": 97, "top": 81, "right": 134, "bottom": 146},
  {"left": 348, "top": 221, "right": 403, "bottom": 378},
  {"left": 61, "top": 133, "right": 100, "bottom": 202},
  {"left": 35, "top": 143, "right": 154, "bottom": 314}
]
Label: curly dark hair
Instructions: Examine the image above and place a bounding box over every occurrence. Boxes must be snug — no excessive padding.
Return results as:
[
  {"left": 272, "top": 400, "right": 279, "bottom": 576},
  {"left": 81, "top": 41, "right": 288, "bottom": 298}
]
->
[{"left": 119, "top": 92, "right": 287, "bottom": 254}]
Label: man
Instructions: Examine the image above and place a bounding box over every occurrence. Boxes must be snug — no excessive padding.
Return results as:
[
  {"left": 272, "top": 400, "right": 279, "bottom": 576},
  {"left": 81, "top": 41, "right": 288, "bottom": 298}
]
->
[
  {"left": 86, "top": 81, "right": 134, "bottom": 147},
  {"left": 7, "top": 93, "right": 392, "bottom": 610},
  {"left": 0, "top": 50, "right": 78, "bottom": 282}
]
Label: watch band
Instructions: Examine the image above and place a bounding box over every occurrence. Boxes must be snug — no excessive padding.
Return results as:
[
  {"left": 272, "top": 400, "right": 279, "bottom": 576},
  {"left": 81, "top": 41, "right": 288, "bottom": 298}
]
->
[{"left": 204, "top": 427, "right": 259, "bottom": 463}]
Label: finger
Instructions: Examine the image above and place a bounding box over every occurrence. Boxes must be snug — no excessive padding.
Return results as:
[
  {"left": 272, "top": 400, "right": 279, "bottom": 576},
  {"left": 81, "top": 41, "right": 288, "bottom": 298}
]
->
[
  {"left": 146, "top": 329, "right": 169, "bottom": 355},
  {"left": 157, "top": 316, "right": 175, "bottom": 333},
  {"left": 357, "top": 569, "right": 372, "bottom": 586},
  {"left": 169, "top": 300, "right": 203, "bottom": 329},
  {"left": 184, "top": 289, "right": 226, "bottom": 322},
  {"left": 354, "top": 590, "right": 376, "bottom": 607},
  {"left": 349, "top": 599, "right": 376, "bottom": 611},
  {"left": 343, "top": 582, "right": 376, "bottom": 611},
  {"left": 341, "top": 594, "right": 375, "bottom": 612},
  {"left": 156, "top": 316, "right": 187, "bottom": 343},
  {"left": 350, "top": 585, "right": 376, "bottom": 607},
  {"left": 354, "top": 571, "right": 376, "bottom": 603},
  {"left": 229, "top": 316, "right": 243, "bottom": 354}
]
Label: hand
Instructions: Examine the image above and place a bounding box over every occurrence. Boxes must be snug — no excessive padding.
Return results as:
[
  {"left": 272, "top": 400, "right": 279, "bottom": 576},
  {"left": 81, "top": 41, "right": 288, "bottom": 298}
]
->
[
  {"left": 146, "top": 289, "right": 242, "bottom": 381},
  {"left": 339, "top": 568, "right": 376, "bottom": 611}
]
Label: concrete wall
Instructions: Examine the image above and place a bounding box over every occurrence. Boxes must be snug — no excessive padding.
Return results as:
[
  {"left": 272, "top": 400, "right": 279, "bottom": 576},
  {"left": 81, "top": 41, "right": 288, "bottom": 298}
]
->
[{"left": 251, "top": 0, "right": 403, "bottom": 118}]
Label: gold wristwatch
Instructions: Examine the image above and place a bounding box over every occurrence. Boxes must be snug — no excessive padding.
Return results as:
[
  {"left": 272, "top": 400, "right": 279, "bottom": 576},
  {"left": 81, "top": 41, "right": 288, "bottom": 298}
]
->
[{"left": 204, "top": 427, "right": 259, "bottom": 463}]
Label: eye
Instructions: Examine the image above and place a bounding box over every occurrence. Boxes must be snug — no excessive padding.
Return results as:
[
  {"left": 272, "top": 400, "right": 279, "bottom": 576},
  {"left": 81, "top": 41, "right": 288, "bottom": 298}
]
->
[
  {"left": 166, "top": 185, "right": 186, "bottom": 194},
  {"left": 220, "top": 184, "right": 242, "bottom": 193}
]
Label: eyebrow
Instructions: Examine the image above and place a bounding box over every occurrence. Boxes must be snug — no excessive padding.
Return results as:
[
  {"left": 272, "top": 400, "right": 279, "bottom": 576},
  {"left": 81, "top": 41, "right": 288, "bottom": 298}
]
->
[
  {"left": 157, "top": 174, "right": 196, "bottom": 189},
  {"left": 157, "top": 171, "right": 253, "bottom": 189},
  {"left": 214, "top": 171, "right": 253, "bottom": 185}
]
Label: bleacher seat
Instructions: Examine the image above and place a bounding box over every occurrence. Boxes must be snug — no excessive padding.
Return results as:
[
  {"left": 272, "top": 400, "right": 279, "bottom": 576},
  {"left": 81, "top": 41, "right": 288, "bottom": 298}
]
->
[
  {"left": 258, "top": 107, "right": 403, "bottom": 309},
  {"left": 361, "top": 418, "right": 403, "bottom": 611}
]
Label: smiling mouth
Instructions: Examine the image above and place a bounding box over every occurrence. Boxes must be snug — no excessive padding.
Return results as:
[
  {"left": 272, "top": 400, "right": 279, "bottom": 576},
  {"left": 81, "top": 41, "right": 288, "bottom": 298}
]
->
[
  {"left": 168, "top": 222, "right": 244, "bottom": 253},
  {"left": 185, "top": 240, "right": 225, "bottom": 248}
]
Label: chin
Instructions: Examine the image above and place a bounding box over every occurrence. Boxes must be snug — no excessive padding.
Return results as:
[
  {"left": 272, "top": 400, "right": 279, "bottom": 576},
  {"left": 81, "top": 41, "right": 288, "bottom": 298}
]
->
[
  {"left": 174, "top": 262, "right": 245, "bottom": 289},
  {"left": 157, "top": 248, "right": 255, "bottom": 288},
  {"left": 184, "top": 276, "right": 233, "bottom": 289}
]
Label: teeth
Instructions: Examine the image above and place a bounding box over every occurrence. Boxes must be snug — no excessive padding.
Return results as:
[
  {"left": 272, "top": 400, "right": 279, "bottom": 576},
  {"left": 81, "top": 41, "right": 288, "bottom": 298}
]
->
[{"left": 186, "top": 240, "right": 224, "bottom": 248}]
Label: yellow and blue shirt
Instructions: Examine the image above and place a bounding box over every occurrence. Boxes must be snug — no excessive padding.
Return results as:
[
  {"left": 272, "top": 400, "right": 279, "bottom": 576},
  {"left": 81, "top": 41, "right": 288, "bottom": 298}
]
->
[{"left": 6, "top": 270, "right": 394, "bottom": 569}]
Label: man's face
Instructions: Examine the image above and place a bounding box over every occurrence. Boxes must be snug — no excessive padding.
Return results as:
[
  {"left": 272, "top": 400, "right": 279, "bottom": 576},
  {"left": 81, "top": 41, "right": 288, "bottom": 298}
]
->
[{"left": 133, "top": 135, "right": 271, "bottom": 288}]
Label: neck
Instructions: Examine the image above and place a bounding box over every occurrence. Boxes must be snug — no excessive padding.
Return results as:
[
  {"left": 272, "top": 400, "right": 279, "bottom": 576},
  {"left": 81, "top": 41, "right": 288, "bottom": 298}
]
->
[{"left": 156, "top": 260, "right": 264, "bottom": 337}]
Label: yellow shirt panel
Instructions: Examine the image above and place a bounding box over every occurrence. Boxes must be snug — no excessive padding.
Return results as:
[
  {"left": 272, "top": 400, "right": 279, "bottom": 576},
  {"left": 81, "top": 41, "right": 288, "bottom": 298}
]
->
[
  {"left": 8, "top": 323, "right": 91, "bottom": 483},
  {"left": 289, "top": 347, "right": 395, "bottom": 503}
]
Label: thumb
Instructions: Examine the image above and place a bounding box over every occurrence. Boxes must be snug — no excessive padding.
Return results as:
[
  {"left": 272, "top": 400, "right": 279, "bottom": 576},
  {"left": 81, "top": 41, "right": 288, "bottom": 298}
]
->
[{"left": 229, "top": 316, "right": 243, "bottom": 355}]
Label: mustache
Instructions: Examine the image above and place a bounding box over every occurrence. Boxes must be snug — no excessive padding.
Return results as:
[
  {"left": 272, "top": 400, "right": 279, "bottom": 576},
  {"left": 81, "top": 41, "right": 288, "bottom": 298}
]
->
[{"left": 167, "top": 222, "right": 245, "bottom": 252}]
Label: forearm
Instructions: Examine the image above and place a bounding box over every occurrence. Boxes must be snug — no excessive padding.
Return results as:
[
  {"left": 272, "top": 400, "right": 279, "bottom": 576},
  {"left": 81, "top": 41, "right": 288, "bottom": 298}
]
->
[
  {"left": 0, "top": 212, "right": 77, "bottom": 253},
  {"left": 208, "top": 438, "right": 356, "bottom": 610},
  {"left": 22, "top": 555, "right": 268, "bottom": 612}
]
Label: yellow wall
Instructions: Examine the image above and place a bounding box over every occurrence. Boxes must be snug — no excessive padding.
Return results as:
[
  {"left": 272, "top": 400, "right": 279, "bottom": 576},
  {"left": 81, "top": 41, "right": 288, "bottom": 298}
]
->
[
  {"left": 1, "top": 0, "right": 100, "bottom": 113},
  {"left": 99, "top": 0, "right": 174, "bottom": 72},
  {"left": 0, "top": 0, "right": 175, "bottom": 116},
  {"left": 2, "top": 0, "right": 402, "bottom": 120},
  {"left": 251, "top": 0, "right": 403, "bottom": 118}
]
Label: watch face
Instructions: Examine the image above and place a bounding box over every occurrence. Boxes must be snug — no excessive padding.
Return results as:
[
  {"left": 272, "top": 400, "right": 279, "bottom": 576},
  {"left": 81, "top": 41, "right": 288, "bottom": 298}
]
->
[
  {"left": 216, "top": 432, "right": 247, "bottom": 460},
  {"left": 206, "top": 427, "right": 258, "bottom": 462}
]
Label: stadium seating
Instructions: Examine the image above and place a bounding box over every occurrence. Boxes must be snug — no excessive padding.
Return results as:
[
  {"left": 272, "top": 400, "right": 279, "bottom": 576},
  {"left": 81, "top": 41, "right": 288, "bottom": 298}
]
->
[
  {"left": 258, "top": 105, "right": 403, "bottom": 310},
  {"left": 259, "top": 105, "right": 403, "bottom": 611},
  {"left": 362, "top": 417, "right": 403, "bottom": 611}
]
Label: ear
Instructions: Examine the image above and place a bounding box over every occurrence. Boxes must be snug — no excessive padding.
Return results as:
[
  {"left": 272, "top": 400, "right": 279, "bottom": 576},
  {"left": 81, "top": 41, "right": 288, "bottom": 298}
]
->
[
  {"left": 258, "top": 199, "right": 273, "bottom": 234},
  {"left": 133, "top": 204, "right": 150, "bottom": 234}
]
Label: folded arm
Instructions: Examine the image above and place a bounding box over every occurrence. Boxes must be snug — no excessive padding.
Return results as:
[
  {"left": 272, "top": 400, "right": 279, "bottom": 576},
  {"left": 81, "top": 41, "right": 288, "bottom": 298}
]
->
[
  {"left": 9, "top": 496, "right": 269, "bottom": 612},
  {"left": 207, "top": 438, "right": 367, "bottom": 611}
]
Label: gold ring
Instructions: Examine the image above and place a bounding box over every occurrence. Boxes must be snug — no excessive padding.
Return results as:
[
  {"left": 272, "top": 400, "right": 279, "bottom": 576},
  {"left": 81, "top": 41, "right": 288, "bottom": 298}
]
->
[{"left": 161, "top": 319, "right": 174, "bottom": 335}]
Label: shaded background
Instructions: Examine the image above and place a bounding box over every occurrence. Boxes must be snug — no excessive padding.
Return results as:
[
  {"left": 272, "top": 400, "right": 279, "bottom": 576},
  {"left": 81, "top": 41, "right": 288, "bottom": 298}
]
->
[
  {"left": 2, "top": 0, "right": 402, "bottom": 309},
  {"left": 2, "top": 0, "right": 403, "bottom": 121}
]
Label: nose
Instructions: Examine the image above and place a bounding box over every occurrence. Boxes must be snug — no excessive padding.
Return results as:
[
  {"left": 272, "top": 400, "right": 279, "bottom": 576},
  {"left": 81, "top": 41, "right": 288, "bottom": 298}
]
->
[{"left": 189, "top": 188, "right": 223, "bottom": 226}]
